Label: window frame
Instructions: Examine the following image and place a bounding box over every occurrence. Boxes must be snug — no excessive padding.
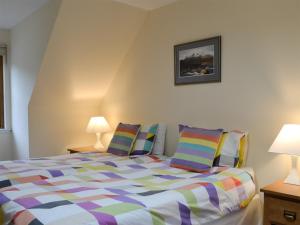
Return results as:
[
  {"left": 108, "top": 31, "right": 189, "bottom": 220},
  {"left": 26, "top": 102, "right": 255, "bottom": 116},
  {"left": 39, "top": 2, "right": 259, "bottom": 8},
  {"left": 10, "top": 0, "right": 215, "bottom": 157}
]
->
[{"left": 0, "top": 44, "right": 11, "bottom": 131}]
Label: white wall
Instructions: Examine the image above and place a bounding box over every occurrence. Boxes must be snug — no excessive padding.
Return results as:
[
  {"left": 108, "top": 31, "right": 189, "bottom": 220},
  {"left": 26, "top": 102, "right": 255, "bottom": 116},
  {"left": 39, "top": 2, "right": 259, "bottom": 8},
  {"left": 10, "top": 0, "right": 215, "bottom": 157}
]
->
[
  {"left": 0, "top": 131, "right": 13, "bottom": 160},
  {"left": 10, "top": 0, "right": 61, "bottom": 159},
  {"left": 6, "top": 0, "right": 300, "bottom": 191},
  {"left": 0, "top": 29, "right": 13, "bottom": 160},
  {"left": 0, "top": 30, "right": 9, "bottom": 44},
  {"left": 101, "top": 0, "right": 300, "bottom": 189},
  {"left": 29, "top": 0, "right": 147, "bottom": 157}
]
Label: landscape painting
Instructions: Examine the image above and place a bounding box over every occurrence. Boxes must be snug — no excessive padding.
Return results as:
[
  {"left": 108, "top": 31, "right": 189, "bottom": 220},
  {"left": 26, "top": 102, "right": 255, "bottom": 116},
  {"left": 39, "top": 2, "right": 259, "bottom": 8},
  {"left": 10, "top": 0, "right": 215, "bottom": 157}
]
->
[{"left": 174, "top": 36, "right": 221, "bottom": 85}]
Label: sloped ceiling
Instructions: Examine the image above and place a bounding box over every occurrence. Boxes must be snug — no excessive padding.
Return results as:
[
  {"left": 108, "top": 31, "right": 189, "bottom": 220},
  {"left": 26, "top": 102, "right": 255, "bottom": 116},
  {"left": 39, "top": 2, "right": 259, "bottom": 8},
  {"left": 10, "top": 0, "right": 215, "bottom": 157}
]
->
[
  {"left": 29, "top": 0, "right": 147, "bottom": 157},
  {"left": 0, "top": 0, "right": 49, "bottom": 29},
  {"left": 113, "top": 0, "right": 178, "bottom": 10},
  {"left": 31, "top": 0, "right": 147, "bottom": 106}
]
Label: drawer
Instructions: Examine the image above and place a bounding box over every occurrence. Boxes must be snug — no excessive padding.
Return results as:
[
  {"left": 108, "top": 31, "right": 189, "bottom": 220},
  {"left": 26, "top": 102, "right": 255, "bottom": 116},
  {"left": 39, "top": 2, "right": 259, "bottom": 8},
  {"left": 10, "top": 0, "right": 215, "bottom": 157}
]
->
[{"left": 264, "top": 195, "right": 300, "bottom": 225}]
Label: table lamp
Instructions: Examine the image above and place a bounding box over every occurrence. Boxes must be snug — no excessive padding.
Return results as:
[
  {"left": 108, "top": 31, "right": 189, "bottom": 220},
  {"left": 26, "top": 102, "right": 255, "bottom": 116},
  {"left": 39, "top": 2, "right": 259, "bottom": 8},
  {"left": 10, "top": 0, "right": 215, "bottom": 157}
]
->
[
  {"left": 269, "top": 124, "right": 300, "bottom": 185},
  {"left": 86, "top": 116, "right": 111, "bottom": 150}
]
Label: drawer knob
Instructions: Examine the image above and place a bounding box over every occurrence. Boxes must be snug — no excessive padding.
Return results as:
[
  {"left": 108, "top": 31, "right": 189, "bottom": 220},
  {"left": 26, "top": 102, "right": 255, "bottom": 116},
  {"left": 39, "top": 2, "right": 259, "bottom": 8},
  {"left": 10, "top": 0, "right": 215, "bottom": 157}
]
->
[{"left": 284, "top": 210, "right": 296, "bottom": 221}]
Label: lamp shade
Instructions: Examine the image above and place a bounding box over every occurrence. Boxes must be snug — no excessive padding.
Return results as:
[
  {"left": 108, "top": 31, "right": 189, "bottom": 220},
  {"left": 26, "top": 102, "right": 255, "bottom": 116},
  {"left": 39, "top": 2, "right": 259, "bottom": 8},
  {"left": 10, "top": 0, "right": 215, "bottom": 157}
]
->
[
  {"left": 86, "top": 117, "right": 111, "bottom": 133},
  {"left": 269, "top": 124, "right": 300, "bottom": 156}
]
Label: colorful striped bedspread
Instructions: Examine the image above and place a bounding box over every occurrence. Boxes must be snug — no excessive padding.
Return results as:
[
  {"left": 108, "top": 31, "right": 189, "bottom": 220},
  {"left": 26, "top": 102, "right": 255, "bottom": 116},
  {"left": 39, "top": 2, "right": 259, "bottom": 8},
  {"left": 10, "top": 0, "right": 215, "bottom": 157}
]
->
[{"left": 0, "top": 153, "right": 255, "bottom": 225}]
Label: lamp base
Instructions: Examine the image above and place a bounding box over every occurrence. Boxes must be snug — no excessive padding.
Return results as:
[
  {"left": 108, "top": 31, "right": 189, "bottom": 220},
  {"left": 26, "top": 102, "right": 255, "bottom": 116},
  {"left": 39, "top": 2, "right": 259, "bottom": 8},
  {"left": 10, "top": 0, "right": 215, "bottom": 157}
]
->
[
  {"left": 94, "top": 142, "right": 104, "bottom": 151},
  {"left": 94, "top": 133, "right": 105, "bottom": 152},
  {"left": 284, "top": 168, "right": 300, "bottom": 186}
]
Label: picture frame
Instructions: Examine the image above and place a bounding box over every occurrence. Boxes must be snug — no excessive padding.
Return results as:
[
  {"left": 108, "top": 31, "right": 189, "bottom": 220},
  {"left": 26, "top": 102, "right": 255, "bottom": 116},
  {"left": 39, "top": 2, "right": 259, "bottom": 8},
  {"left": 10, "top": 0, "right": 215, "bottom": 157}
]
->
[{"left": 174, "top": 36, "right": 221, "bottom": 85}]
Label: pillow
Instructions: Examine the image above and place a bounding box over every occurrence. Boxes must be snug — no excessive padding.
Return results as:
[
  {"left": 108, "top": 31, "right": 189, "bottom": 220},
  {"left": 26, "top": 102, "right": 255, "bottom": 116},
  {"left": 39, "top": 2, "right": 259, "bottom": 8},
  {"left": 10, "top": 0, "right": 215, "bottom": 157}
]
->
[
  {"left": 107, "top": 123, "right": 141, "bottom": 156},
  {"left": 236, "top": 133, "right": 248, "bottom": 167},
  {"left": 152, "top": 123, "right": 167, "bottom": 155},
  {"left": 130, "top": 124, "right": 159, "bottom": 155},
  {"left": 213, "top": 131, "right": 247, "bottom": 167},
  {"left": 170, "top": 125, "right": 223, "bottom": 172}
]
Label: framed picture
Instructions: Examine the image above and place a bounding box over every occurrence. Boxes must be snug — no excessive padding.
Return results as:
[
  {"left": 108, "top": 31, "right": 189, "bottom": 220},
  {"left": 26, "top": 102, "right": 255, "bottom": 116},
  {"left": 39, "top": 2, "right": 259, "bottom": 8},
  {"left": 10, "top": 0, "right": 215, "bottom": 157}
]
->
[{"left": 174, "top": 36, "right": 221, "bottom": 85}]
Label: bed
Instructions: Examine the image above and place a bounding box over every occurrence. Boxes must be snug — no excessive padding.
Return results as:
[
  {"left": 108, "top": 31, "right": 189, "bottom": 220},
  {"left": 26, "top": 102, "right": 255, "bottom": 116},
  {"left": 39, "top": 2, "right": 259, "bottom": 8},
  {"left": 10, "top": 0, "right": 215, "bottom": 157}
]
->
[
  {"left": 0, "top": 153, "right": 259, "bottom": 225},
  {"left": 0, "top": 153, "right": 161, "bottom": 188}
]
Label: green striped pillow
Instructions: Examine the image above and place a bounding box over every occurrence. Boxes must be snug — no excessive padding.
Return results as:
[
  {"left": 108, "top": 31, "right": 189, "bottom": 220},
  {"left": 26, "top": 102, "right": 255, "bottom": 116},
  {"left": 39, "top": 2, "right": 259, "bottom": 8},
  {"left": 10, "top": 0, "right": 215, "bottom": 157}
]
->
[{"left": 108, "top": 123, "right": 141, "bottom": 156}]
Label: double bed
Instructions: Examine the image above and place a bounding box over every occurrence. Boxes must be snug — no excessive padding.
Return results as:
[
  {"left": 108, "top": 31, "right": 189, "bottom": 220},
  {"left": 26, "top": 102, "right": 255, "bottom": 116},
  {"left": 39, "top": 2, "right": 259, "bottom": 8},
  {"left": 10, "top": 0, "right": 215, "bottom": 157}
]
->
[{"left": 0, "top": 152, "right": 261, "bottom": 225}]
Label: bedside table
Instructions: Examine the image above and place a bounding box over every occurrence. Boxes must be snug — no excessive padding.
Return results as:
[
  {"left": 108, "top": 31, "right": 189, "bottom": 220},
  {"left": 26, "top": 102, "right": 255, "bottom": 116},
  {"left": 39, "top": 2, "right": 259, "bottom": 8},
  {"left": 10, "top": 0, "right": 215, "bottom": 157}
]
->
[
  {"left": 261, "top": 180, "right": 300, "bottom": 225},
  {"left": 67, "top": 146, "right": 99, "bottom": 154}
]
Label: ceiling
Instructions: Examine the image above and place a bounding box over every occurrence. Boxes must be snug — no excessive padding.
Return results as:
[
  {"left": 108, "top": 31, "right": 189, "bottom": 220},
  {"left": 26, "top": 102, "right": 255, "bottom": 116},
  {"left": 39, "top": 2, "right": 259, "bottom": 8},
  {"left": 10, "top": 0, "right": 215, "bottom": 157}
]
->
[
  {"left": 113, "top": 0, "right": 178, "bottom": 10},
  {"left": 0, "top": 0, "right": 49, "bottom": 29},
  {"left": 0, "top": 0, "right": 178, "bottom": 29}
]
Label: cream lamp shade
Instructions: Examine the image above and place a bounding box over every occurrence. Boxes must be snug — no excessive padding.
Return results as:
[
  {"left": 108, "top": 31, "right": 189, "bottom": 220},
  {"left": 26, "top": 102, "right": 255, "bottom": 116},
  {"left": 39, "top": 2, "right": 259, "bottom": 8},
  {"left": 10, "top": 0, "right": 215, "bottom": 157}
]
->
[
  {"left": 86, "top": 117, "right": 111, "bottom": 133},
  {"left": 86, "top": 117, "right": 111, "bottom": 151},
  {"left": 269, "top": 124, "right": 300, "bottom": 185}
]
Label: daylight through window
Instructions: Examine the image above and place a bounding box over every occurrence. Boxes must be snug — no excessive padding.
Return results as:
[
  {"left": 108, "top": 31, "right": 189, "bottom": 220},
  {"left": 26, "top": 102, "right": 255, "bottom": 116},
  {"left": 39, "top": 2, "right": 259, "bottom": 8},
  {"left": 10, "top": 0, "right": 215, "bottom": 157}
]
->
[{"left": 0, "top": 46, "right": 6, "bottom": 129}]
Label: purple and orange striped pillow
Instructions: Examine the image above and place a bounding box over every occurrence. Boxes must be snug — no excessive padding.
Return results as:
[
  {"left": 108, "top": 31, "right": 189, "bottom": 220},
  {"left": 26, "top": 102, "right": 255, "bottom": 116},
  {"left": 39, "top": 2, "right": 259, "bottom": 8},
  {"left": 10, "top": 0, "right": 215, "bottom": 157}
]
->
[
  {"left": 107, "top": 123, "right": 141, "bottom": 156},
  {"left": 170, "top": 125, "right": 223, "bottom": 172}
]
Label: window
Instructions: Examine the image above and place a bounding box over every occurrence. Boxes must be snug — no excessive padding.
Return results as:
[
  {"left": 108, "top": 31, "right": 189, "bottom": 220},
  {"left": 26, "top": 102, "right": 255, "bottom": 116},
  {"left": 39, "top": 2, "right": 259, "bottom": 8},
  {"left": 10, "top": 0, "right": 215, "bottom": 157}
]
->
[
  {"left": 0, "top": 45, "right": 8, "bottom": 130},
  {"left": 0, "top": 54, "right": 3, "bottom": 128}
]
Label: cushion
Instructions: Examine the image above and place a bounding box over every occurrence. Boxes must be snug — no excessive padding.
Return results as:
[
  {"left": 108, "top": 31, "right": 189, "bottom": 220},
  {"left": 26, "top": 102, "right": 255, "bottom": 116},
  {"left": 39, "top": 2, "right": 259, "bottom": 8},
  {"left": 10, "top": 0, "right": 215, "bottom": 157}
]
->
[
  {"left": 107, "top": 123, "right": 141, "bottom": 156},
  {"left": 152, "top": 123, "right": 167, "bottom": 155},
  {"left": 130, "top": 124, "right": 159, "bottom": 155},
  {"left": 236, "top": 133, "right": 248, "bottom": 167},
  {"left": 213, "top": 131, "right": 247, "bottom": 167},
  {"left": 170, "top": 125, "right": 223, "bottom": 172}
]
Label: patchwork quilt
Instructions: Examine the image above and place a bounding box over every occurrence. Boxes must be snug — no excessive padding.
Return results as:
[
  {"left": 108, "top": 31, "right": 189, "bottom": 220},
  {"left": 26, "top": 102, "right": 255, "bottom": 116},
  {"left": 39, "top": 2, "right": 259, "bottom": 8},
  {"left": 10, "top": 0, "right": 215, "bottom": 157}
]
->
[
  {"left": 0, "top": 153, "right": 255, "bottom": 225},
  {"left": 0, "top": 153, "right": 163, "bottom": 188}
]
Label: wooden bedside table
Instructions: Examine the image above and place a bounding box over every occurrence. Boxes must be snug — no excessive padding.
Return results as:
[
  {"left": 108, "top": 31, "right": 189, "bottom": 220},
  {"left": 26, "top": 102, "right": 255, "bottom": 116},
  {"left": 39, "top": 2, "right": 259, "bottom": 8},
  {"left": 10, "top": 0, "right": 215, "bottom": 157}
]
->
[
  {"left": 67, "top": 146, "right": 99, "bottom": 154},
  {"left": 261, "top": 180, "right": 300, "bottom": 225}
]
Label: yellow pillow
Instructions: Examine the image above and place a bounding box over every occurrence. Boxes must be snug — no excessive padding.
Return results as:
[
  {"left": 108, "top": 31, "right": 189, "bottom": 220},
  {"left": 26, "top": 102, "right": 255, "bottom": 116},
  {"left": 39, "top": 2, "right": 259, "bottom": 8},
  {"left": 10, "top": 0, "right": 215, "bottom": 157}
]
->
[
  {"left": 214, "top": 131, "right": 247, "bottom": 168},
  {"left": 237, "top": 134, "right": 248, "bottom": 168}
]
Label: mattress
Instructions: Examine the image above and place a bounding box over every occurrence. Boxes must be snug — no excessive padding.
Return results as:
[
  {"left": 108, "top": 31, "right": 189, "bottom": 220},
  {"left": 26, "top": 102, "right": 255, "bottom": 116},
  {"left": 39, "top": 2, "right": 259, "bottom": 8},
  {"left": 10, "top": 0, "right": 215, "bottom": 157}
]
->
[{"left": 0, "top": 153, "right": 256, "bottom": 225}]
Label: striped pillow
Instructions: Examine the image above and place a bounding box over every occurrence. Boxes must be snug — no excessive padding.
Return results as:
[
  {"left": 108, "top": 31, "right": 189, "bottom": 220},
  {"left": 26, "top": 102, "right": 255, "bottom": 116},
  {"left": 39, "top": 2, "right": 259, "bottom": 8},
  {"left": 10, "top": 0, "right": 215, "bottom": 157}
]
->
[
  {"left": 170, "top": 125, "right": 223, "bottom": 172},
  {"left": 130, "top": 124, "right": 159, "bottom": 155},
  {"left": 107, "top": 123, "right": 141, "bottom": 156}
]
